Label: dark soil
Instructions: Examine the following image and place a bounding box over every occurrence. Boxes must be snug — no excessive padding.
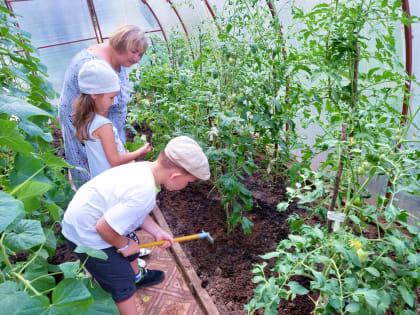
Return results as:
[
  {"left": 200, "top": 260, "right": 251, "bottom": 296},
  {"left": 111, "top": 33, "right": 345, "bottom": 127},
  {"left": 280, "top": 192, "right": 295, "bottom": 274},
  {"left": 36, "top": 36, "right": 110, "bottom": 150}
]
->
[{"left": 157, "top": 171, "right": 316, "bottom": 315}]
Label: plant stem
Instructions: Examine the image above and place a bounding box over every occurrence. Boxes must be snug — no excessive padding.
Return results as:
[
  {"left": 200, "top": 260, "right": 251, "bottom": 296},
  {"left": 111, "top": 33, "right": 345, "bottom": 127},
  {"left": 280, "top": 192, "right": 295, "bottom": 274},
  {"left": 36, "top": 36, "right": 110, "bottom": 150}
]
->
[
  {"left": 0, "top": 233, "right": 11, "bottom": 269},
  {"left": 328, "top": 123, "right": 347, "bottom": 212},
  {"left": 10, "top": 271, "right": 41, "bottom": 296}
]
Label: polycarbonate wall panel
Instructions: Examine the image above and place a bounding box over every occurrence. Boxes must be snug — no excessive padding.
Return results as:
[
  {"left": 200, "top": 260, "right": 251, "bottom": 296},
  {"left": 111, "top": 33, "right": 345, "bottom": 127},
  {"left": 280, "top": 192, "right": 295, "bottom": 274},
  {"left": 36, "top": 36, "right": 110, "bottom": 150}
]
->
[
  {"left": 148, "top": 2, "right": 184, "bottom": 34},
  {"left": 171, "top": 0, "right": 212, "bottom": 36},
  {"left": 207, "top": 0, "right": 226, "bottom": 15},
  {"left": 92, "top": 0, "right": 158, "bottom": 37},
  {"left": 39, "top": 40, "right": 97, "bottom": 103},
  {"left": 10, "top": 0, "right": 96, "bottom": 48}
]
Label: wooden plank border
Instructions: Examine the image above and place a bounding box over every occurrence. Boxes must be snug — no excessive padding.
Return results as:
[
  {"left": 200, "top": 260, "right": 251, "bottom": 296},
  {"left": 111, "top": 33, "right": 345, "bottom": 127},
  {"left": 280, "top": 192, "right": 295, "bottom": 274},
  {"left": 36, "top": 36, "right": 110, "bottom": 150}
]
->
[{"left": 152, "top": 206, "right": 220, "bottom": 315}]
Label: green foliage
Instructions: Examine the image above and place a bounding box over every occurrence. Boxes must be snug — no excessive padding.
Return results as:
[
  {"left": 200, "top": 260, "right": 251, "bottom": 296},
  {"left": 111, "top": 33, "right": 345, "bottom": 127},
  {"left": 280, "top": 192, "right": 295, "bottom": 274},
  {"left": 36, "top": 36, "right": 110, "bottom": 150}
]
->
[
  {"left": 124, "top": 134, "right": 147, "bottom": 152},
  {"left": 241, "top": 0, "right": 420, "bottom": 313},
  {"left": 128, "top": 0, "right": 308, "bottom": 233},
  {"left": 0, "top": 4, "right": 115, "bottom": 313}
]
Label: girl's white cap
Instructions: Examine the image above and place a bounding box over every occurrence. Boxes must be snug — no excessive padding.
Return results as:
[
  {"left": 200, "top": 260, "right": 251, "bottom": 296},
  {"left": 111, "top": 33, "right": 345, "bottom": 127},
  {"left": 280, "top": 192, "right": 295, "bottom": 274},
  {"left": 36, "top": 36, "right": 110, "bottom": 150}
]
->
[{"left": 78, "top": 59, "right": 120, "bottom": 94}]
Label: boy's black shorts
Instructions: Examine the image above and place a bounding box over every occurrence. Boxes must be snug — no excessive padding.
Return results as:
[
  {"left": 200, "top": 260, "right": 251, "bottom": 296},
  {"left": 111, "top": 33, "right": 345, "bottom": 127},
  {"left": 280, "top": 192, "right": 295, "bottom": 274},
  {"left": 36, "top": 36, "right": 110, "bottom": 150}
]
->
[{"left": 66, "top": 233, "right": 139, "bottom": 303}]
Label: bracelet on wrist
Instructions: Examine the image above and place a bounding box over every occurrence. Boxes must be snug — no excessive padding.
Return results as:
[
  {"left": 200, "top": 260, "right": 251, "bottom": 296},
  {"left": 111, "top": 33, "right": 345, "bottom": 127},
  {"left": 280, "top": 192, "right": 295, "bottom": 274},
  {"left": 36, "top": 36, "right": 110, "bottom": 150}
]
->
[{"left": 117, "top": 237, "right": 130, "bottom": 251}]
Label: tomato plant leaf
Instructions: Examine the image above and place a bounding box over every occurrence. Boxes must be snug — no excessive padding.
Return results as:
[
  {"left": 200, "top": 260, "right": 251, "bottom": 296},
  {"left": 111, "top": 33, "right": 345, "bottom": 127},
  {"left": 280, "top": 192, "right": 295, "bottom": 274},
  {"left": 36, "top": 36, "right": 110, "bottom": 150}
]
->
[
  {"left": 288, "top": 281, "right": 309, "bottom": 295},
  {"left": 365, "top": 267, "right": 380, "bottom": 277},
  {"left": 345, "top": 303, "right": 360, "bottom": 313},
  {"left": 397, "top": 285, "right": 414, "bottom": 307}
]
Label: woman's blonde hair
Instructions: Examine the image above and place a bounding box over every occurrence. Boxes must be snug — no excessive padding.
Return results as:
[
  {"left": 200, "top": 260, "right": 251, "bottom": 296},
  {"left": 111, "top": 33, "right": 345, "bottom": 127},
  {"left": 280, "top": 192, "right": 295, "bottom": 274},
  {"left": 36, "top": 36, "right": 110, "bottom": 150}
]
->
[
  {"left": 109, "top": 24, "right": 148, "bottom": 54},
  {"left": 72, "top": 94, "right": 95, "bottom": 143}
]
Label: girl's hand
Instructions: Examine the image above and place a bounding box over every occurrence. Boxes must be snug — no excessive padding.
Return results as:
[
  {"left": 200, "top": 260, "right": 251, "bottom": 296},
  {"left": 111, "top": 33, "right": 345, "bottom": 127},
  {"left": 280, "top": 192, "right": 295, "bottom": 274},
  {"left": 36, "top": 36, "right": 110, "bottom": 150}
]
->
[{"left": 135, "top": 143, "right": 152, "bottom": 159}]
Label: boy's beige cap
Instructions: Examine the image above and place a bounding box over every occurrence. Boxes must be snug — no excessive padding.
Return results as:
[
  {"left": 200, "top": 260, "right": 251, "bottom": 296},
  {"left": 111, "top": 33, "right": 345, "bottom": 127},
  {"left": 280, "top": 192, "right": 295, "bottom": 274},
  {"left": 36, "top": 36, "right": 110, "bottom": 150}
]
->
[{"left": 165, "top": 136, "right": 210, "bottom": 180}]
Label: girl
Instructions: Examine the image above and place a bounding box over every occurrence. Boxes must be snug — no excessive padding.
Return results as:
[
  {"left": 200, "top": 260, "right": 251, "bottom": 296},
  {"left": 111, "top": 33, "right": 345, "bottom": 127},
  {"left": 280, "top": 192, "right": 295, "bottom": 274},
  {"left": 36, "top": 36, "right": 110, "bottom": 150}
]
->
[
  {"left": 72, "top": 59, "right": 151, "bottom": 179},
  {"left": 59, "top": 24, "right": 148, "bottom": 187}
]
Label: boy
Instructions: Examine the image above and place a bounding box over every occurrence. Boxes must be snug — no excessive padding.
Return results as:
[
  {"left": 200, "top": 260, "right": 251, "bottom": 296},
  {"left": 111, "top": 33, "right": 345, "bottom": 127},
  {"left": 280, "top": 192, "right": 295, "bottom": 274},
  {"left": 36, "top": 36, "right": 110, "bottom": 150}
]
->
[{"left": 62, "top": 136, "right": 210, "bottom": 315}]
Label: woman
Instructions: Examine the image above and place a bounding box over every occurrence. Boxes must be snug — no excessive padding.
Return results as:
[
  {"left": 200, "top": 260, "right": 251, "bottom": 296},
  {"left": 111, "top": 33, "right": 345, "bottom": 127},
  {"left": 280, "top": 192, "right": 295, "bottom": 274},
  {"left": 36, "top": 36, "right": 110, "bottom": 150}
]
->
[{"left": 58, "top": 24, "right": 148, "bottom": 187}]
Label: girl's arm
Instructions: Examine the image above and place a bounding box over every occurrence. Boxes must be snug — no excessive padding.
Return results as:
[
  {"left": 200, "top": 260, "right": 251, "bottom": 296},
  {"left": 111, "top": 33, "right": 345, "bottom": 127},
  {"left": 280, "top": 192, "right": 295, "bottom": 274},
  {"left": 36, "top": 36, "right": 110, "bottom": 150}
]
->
[{"left": 93, "top": 123, "right": 150, "bottom": 167}]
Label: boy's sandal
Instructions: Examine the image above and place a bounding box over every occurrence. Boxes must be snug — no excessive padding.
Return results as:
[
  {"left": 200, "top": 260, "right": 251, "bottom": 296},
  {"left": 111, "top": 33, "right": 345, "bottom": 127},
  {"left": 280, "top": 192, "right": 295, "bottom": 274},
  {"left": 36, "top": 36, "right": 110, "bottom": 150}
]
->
[
  {"left": 138, "top": 258, "right": 147, "bottom": 268},
  {"left": 138, "top": 248, "right": 151, "bottom": 257}
]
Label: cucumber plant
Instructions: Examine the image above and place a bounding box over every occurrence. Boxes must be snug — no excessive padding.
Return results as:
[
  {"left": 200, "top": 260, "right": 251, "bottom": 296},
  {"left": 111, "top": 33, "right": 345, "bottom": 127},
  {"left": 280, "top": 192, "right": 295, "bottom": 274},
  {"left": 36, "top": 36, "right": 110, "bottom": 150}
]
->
[{"left": 0, "top": 5, "right": 118, "bottom": 313}]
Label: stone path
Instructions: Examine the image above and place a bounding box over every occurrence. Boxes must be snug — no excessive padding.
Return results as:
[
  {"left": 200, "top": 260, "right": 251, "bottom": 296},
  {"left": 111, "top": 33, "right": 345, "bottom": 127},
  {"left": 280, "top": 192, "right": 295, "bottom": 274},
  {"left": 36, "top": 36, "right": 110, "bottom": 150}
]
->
[{"left": 134, "top": 207, "right": 219, "bottom": 315}]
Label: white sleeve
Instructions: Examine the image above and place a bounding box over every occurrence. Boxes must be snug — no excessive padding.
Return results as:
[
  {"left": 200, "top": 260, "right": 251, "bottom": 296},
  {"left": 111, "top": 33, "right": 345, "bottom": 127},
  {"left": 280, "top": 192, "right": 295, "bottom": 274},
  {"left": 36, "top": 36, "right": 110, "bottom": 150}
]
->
[{"left": 104, "top": 194, "right": 155, "bottom": 236}]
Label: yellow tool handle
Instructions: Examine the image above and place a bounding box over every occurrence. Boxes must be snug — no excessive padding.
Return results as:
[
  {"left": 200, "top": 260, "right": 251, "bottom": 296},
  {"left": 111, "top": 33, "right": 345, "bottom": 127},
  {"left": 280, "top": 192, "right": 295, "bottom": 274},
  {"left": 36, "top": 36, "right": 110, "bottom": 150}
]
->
[{"left": 138, "top": 233, "right": 200, "bottom": 249}]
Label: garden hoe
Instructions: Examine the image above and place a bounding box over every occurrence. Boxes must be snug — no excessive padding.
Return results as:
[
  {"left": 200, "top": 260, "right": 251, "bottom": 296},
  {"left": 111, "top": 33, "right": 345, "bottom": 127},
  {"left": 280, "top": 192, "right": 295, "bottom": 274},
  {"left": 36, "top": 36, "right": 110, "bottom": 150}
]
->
[{"left": 138, "top": 230, "right": 214, "bottom": 249}]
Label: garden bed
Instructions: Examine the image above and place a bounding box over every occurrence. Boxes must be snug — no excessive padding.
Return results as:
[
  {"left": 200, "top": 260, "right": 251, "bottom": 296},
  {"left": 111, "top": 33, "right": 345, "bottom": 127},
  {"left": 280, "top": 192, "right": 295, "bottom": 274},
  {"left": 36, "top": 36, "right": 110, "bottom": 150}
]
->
[{"left": 157, "top": 170, "right": 316, "bottom": 315}]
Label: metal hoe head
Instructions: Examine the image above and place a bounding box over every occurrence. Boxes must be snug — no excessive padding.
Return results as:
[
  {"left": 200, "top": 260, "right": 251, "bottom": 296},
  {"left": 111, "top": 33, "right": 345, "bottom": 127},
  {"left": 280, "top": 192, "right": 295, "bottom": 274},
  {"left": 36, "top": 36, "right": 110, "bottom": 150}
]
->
[{"left": 198, "top": 230, "right": 214, "bottom": 245}]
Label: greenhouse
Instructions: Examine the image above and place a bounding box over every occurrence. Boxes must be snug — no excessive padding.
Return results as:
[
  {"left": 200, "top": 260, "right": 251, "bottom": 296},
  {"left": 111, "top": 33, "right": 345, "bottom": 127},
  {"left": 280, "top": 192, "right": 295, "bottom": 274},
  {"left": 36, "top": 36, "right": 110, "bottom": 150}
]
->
[{"left": 0, "top": 0, "right": 419, "bottom": 314}]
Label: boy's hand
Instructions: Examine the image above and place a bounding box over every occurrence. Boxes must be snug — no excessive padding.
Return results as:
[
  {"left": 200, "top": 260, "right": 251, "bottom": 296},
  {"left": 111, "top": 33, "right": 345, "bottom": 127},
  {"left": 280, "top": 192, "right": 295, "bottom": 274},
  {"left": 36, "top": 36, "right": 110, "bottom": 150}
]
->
[
  {"left": 154, "top": 230, "right": 174, "bottom": 248},
  {"left": 119, "top": 238, "right": 139, "bottom": 257}
]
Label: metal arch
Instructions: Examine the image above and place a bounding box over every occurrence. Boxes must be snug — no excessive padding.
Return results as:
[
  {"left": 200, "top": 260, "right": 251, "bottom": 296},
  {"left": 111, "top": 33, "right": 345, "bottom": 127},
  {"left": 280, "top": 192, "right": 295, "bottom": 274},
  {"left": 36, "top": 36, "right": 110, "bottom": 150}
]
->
[
  {"left": 401, "top": 0, "right": 412, "bottom": 123},
  {"left": 166, "top": 0, "right": 195, "bottom": 59},
  {"left": 266, "top": 0, "right": 290, "bottom": 132},
  {"left": 4, "top": 0, "right": 99, "bottom": 49},
  {"left": 386, "top": 0, "right": 413, "bottom": 200},
  {"left": 87, "top": 0, "right": 103, "bottom": 43},
  {"left": 202, "top": 0, "right": 221, "bottom": 32},
  {"left": 141, "top": 0, "right": 171, "bottom": 54}
]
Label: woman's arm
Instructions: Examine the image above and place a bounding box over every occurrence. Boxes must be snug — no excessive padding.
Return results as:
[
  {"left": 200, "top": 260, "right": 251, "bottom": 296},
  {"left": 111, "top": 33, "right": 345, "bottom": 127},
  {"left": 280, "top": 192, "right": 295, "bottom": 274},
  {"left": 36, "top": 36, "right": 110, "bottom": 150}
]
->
[
  {"left": 96, "top": 216, "right": 139, "bottom": 257},
  {"left": 93, "top": 123, "right": 149, "bottom": 167}
]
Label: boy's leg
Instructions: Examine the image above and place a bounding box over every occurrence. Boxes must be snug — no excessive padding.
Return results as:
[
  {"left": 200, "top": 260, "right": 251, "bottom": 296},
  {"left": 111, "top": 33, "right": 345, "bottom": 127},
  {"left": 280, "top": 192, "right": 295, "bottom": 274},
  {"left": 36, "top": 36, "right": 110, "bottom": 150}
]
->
[
  {"left": 116, "top": 296, "right": 137, "bottom": 315},
  {"left": 124, "top": 233, "right": 165, "bottom": 289},
  {"left": 65, "top": 239, "right": 137, "bottom": 303}
]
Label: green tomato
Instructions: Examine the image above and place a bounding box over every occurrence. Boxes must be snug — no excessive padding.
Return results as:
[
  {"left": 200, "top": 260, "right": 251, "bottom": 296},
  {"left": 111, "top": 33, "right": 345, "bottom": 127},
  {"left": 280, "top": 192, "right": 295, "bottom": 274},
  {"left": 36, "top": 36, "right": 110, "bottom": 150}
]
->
[
  {"left": 180, "top": 74, "right": 188, "bottom": 84},
  {"left": 366, "top": 153, "right": 380, "bottom": 164},
  {"left": 353, "top": 197, "right": 364, "bottom": 207},
  {"left": 231, "top": 93, "right": 237, "bottom": 104},
  {"left": 356, "top": 248, "right": 369, "bottom": 263},
  {"left": 228, "top": 57, "right": 235, "bottom": 65},
  {"left": 250, "top": 43, "right": 257, "bottom": 54}
]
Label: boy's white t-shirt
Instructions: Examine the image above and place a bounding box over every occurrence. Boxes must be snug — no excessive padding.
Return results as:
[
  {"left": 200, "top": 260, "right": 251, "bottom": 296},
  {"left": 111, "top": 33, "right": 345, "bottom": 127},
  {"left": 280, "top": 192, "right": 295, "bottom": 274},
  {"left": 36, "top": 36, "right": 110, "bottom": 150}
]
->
[
  {"left": 62, "top": 162, "right": 157, "bottom": 249},
  {"left": 85, "top": 113, "right": 125, "bottom": 179}
]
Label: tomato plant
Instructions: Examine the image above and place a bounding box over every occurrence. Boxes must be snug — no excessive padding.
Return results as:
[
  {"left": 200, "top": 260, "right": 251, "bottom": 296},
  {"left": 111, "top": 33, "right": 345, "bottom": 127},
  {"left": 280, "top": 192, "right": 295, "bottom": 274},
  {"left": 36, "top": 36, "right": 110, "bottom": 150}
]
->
[{"left": 243, "top": 0, "right": 420, "bottom": 313}]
